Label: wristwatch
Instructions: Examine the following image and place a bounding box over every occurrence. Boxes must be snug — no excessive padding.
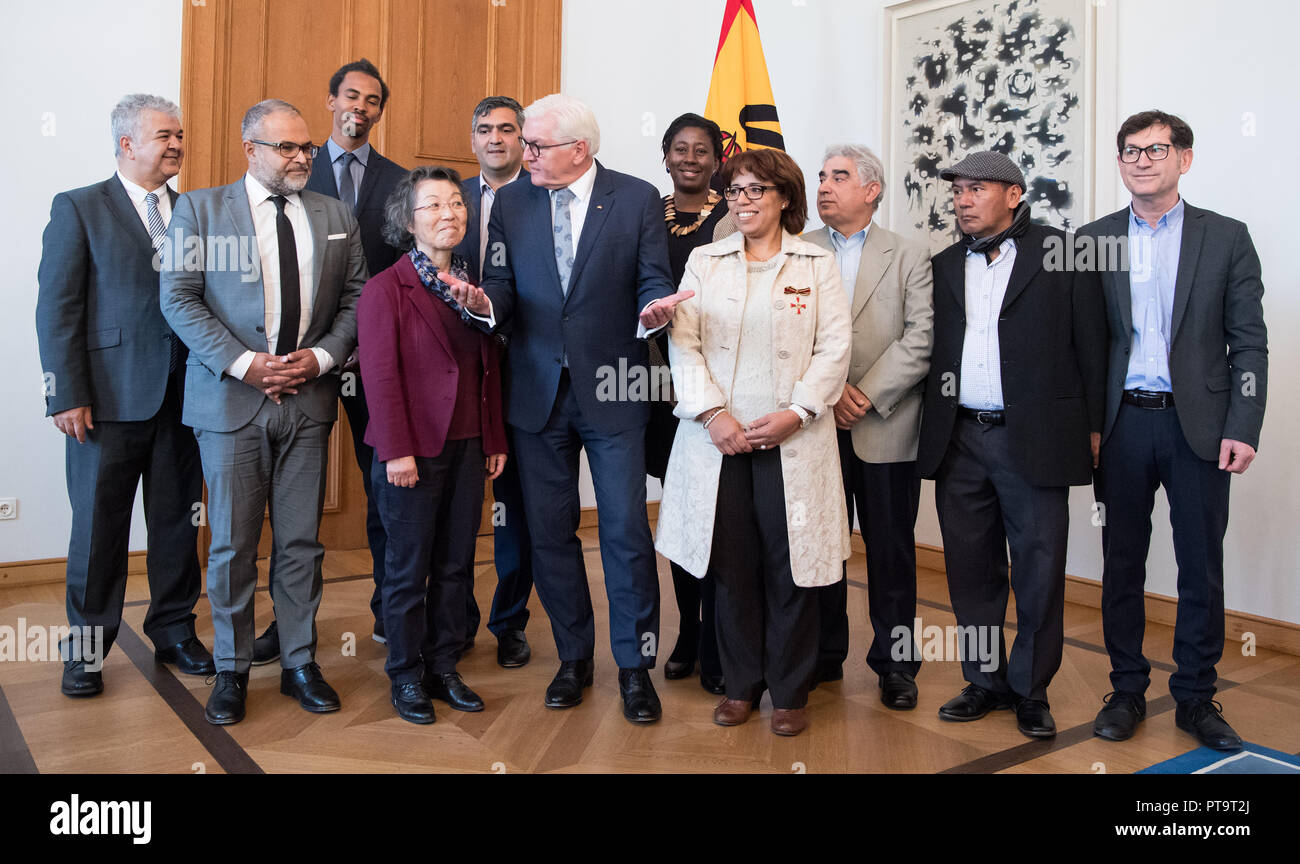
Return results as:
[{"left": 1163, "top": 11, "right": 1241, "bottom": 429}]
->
[{"left": 789, "top": 404, "right": 812, "bottom": 429}]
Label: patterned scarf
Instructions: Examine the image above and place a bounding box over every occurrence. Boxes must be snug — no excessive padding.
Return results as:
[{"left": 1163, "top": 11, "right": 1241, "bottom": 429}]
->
[
  {"left": 408, "top": 249, "right": 490, "bottom": 333},
  {"left": 963, "top": 200, "right": 1032, "bottom": 262}
]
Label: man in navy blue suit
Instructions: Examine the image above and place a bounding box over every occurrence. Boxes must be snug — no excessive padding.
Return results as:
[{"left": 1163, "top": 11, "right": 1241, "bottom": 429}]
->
[
  {"left": 453, "top": 96, "right": 536, "bottom": 668},
  {"left": 252, "top": 59, "right": 407, "bottom": 664},
  {"left": 446, "top": 94, "right": 692, "bottom": 723}
]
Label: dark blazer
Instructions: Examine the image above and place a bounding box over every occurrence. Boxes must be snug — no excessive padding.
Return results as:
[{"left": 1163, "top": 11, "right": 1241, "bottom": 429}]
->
[
  {"left": 36, "top": 177, "right": 181, "bottom": 421},
  {"left": 1077, "top": 203, "right": 1267, "bottom": 460},
  {"left": 918, "top": 223, "right": 1108, "bottom": 487},
  {"left": 480, "top": 162, "right": 674, "bottom": 435},
  {"left": 357, "top": 254, "right": 507, "bottom": 462},
  {"left": 305, "top": 143, "right": 407, "bottom": 278},
  {"left": 454, "top": 169, "right": 529, "bottom": 280}
]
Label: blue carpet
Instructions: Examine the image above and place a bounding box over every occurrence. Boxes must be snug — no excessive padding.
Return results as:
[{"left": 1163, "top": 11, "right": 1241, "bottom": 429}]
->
[{"left": 1139, "top": 742, "right": 1300, "bottom": 774}]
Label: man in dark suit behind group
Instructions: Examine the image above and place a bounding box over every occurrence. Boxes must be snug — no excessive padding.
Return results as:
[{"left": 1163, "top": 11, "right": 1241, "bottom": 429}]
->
[
  {"left": 447, "top": 94, "right": 692, "bottom": 723},
  {"left": 36, "top": 93, "right": 214, "bottom": 698},
  {"left": 254, "top": 58, "right": 406, "bottom": 664},
  {"left": 1081, "top": 110, "right": 1267, "bottom": 751},
  {"left": 918, "top": 151, "right": 1107, "bottom": 740},
  {"left": 453, "top": 95, "right": 535, "bottom": 669}
]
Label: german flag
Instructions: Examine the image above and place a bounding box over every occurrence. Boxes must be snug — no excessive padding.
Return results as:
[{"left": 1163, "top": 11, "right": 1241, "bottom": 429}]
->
[{"left": 704, "top": 0, "right": 786, "bottom": 163}]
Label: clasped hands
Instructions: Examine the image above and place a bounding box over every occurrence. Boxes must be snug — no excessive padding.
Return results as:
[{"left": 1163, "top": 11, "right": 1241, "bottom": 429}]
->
[
  {"left": 243, "top": 350, "right": 320, "bottom": 404},
  {"left": 702, "top": 408, "right": 802, "bottom": 456}
]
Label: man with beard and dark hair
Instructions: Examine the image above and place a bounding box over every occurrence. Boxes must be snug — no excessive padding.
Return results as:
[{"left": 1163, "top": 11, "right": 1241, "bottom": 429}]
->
[
  {"left": 917, "top": 150, "right": 1107, "bottom": 740},
  {"left": 161, "top": 99, "right": 366, "bottom": 725}
]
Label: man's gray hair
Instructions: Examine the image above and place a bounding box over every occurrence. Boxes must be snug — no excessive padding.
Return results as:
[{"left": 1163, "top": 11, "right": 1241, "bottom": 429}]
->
[
  {"left": 823, "top": 143, "right": 886, "bottom": 208},
  {"left": 111, "top": 94, "right": 180, "bottom": 157},
  {"left": 241, "top": 99, "right": 301, "bottom": 141},
  {"left": 524, "top": 94, "right": 600, "bottom": 157}
]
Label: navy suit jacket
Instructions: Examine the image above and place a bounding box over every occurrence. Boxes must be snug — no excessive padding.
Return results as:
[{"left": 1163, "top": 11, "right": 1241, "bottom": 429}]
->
[
  {"left": 480, "top": 162, "right": 674, "bottom": 435},
  {"left": 305, "top": 143, "right": 407, "bottom": 278},
  {"left": 454, "top": 169, "right": 529, "bottom": 281},
  {"left": 36, "top": 176, "right": 182, "bottom": 422}
]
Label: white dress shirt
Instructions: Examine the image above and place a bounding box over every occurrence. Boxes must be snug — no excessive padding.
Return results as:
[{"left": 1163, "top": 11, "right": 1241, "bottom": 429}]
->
[
  {"left": 225, "top": 174, "right": 333, "bottom": 381},
  {"left": 958, "top": 238, "right": 1017, "bottom": 410},
  {"left": 478, "top": 168, "right": 521, "bottom": 278},
  {"left": 116, "top": 171, "right": 172, "bottom": 232}
]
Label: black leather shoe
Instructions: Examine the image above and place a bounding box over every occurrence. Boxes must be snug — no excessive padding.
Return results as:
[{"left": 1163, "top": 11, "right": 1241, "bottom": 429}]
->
[
  {"left": 809, "top": 661, "right": 843, "bottom": 690},
  {"left": 1093, "top": 691, "right": 1146, "bottom": 741},
  {"left": 544, "top": 659, "right": 594, "bottom": 708},
  {"left": 1015, "top": 698, "right": 1057, "bottom": 738},
  {"left": 205, "top": 671, "right": 248, "bottom": 725},
  {"left": 61, "top": 660, "right": 103, "bottom": 698},
  {"left": 391, "top": 681, "right": 436, "bottom": 724},
  {"left": 1175, "top": 699, "right": 1243, "bottom": 751},
  {"left": 618, "top": 668, "right": 662, "bottom": 723},
  {"left": 279, "top": 662, "right": 341, "bottom": 713},
  {"left": 938, "top": 683, "right": 1013, "bottom": 721},
  {"left": 154, "top": 636, "right": 216, "bottom": 675},
  {"left": 880, "top": 671, "right": 918, "bottom": 710},
  {"left": 700, "top": 671, "right": 726, "bottom": 695},
  {"left": 663, "top": 658, "right": 694, "bottom": 679},
  {"left": 251, "top": 620, "right": 279, "bottom": 666},
  {"left": 496, "top": 629, "right": 531, "bottom": 668},
  {"left": 422, "top": 671, "right": 485, "bottom": 712}
]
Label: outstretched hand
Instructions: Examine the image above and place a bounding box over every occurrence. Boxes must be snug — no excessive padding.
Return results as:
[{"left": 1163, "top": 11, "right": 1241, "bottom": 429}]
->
[
  {"left": 440, "top": 271, "right": 491, "bottom": 316},
  {"left": 639, "top": 290, "right": 695, "bottom": 330}
]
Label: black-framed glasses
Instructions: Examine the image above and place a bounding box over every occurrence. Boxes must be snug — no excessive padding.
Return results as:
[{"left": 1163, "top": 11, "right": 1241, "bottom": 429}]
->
[
  {"left": 723, "top": 184, "right": 778, "bottom": 201},
  {"left": 519, "top": 137, "right": 578, "bottom": 159},
  {"left": 251, "top": 139, "right": 319, "bottom": 159},
  {"left": 1119, "top": 143, "right": 1173, "bottom": 163}
]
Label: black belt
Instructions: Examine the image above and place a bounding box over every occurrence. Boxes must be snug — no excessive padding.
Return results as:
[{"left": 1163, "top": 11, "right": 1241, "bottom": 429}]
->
[
  {"left": 1123, "top": 389, "right": 1174, "bottom": 409},
  {"left": 957, "top": 407, "right": 1005, "bottom": 425}
]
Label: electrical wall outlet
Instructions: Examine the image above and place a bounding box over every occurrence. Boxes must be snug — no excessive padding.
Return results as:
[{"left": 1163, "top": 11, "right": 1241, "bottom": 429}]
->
[{"left": 0, "top": 498, "right": 16, "bottom": 520}]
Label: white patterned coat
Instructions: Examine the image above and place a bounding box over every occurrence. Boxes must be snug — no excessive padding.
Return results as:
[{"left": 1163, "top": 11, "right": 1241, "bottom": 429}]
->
[{"left": 655, "top": 231, "right": 852, "bottom": 587}]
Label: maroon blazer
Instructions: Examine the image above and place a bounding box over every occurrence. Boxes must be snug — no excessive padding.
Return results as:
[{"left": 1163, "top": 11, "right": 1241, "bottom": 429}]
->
[{"left": 357, "top": 254, "right": 507, "bottom": 462}]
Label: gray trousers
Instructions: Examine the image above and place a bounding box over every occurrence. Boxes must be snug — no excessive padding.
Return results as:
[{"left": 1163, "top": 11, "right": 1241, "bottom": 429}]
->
[{"left": 196, "top": 398, "right": 329, "bottom": 674}]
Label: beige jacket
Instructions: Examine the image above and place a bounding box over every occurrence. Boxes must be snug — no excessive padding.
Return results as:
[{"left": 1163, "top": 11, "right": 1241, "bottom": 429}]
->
[
  {"left": 803, "top": 223, "right": 934, "bottom": 463},
  {"left": 654, "top": 231, "right": 852, "bottom": 587}
]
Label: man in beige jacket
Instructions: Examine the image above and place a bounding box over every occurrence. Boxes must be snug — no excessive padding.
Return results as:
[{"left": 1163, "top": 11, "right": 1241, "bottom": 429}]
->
[{"left": 803, "top": 144, "right": 934, "bottom": 708}]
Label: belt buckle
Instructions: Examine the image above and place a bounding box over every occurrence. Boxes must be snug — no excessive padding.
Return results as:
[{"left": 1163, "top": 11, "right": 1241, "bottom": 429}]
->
[{"left": 976, "top": 410, "right": 995, "bottom": 424}]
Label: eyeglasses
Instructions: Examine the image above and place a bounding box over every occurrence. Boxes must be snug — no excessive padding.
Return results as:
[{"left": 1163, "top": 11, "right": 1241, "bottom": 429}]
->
[
  {"left": 413, "top": 200, "right": 467, "bottom": 215},
  {"left": 519, "top": 137, "right": 578, "bottom": 159},
  {"left": 1119, "top": 143, "right": 1173, "bottom": 163},
  {"left": 251, "top": 139, "right": 319, "bottom": 159},
  {"left": 723, "top": 184, "right": 778, "bottom": 201}
]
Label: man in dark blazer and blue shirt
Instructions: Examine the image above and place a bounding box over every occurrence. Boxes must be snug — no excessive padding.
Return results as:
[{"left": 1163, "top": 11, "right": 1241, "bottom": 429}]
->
[
  {"left": 36, "top": 94, "right": 213, "bottom": 697},
  {"left": 446, "top": 94, "right": 692, "bottom": 723},
  {"left": 918, "top": 151, "right": 1107, "bottom": 739},
  {"left": 1081, "top": 111, "right": 1267, "bottom": 751},
  {"left": 254, "top": 59, "right": 406, "bottom": 664},
  {"left": 453, "top": 96, "right": 536, "bottom": 669}
]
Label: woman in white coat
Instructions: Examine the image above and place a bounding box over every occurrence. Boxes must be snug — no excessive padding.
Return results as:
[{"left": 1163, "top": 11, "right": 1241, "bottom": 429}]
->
[{"left": 655, "top": 149, "right": 851, "bottom": 736}]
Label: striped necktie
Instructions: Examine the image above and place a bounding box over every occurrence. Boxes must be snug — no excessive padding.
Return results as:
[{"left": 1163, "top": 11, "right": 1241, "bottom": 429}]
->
[{"left": 146, "top": 191, "right": 183, "bottom": 374}]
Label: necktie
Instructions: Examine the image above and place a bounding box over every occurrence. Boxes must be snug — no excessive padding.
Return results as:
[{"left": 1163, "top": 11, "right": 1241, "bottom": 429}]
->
[
  {"left": 270, "top": 195, "right": 301, "bottom": 355},
  {"left": 147, "top": 192, "right": 182, "bottom": 374},
  {"left": 553, "top": 186, "right": 575, "bottom": 296},
  {"left": 337, "top": 151, "right": 358, "bottom": 213}
]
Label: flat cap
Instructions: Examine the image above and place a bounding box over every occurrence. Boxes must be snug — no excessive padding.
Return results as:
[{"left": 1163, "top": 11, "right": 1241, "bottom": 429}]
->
[{"left": 940, "top": 150, "right": 1026, "bottom": 190}]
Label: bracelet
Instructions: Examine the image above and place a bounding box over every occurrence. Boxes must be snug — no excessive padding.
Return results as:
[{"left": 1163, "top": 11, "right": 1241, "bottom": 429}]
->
[{"left": 701, "top": 408, "right": 726, "bottom": 430}]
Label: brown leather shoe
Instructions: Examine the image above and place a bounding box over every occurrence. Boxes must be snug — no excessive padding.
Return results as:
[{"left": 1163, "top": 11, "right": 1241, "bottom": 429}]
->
[
  {"left": 771, "top": 707, "right": 807, "bottom": 736},
  {"left": 712, "top": 697, "right": 753, "bottom": 727}
]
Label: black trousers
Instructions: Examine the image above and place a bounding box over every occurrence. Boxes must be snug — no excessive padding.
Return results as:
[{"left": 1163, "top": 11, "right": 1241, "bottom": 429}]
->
[
  {"left": 934, "top": 417, "right": 1068, "bottom": 703},
  {"left": 1094, "top": 403, "right": 1230, "bottom": 704},
  {"left": 708, "top": 448, "right": 819, "bottom": 709},
  {"left": 465, "top": 424, "right": 535, "bottom": 638},
  {"left": 372, "top": 438, "right": 484, "bottom": 683},
  {"left": 63, "top": 375, "right": 202, "bottom": 659},
  {"left": 667, "top": 561, "right": 722, "bottom": 678},
  {"left": 819, "top": 429, "right": 922, "bottom": 677},
  {"left": 339, "top": 372, "right": 387, "bottom": 627}
]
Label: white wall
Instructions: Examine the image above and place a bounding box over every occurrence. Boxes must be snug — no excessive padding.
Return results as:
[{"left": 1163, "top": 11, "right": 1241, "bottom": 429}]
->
[
  {"left": 2, "top": 0, "right": 183, "bottom": 562},
  {"left": 564, "top": 0, "right": 1299, "bottom": 624}
]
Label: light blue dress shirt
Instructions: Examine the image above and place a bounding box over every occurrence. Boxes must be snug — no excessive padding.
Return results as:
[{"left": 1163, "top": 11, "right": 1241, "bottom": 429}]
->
[
  {"left": 325, "top": 138, "right": 370, "bottom": 205},
  {"left": 1124, "top": 197, "right": 1184, "bottom": 392},
  {"left": 828, "top": 224, "right": 869, "bottom": 306}
]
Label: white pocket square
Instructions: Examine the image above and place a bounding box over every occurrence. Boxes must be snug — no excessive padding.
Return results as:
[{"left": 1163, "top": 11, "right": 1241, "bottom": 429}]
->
[{"left": 327, "top": 233, "right": 347, "bottom": 240}]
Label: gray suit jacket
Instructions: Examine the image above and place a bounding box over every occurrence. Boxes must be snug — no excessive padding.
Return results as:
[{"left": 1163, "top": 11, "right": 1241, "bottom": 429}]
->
[
  {"left": 804, "top": 223, "right": 934, "bottom": 463},
  {"left": 36, "top": 176, "right": 181, "bottom": 422},
  {"left": 159, "top": 178, "right": 365, "bottom": 433},
  {"left": 1077, "top": 202, "right": 1267, "bottom": 460}
]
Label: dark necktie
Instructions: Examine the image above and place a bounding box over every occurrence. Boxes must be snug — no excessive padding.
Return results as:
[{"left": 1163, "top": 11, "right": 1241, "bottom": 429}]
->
[
  {"left": 337, "top": 151, "right": 358, "bottom": 214},
  {"left": 147, "top": 192, "right": 183, "bottom": 374},
  {"left": 270, "top": 195, "right": 300, "bottom": 355}
]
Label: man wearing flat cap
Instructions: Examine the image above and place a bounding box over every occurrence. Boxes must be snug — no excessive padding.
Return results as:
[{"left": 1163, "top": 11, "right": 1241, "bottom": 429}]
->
[{"left": 917, "top": 150, "right": 1107, "bottom": 739}]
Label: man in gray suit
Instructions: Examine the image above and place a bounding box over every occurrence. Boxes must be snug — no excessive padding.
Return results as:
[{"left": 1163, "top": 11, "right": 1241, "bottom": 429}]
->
[
  {"left": 803, "top": 145, "right": 934, "bottom": 707},
  {"left": 1081, "top": 110, "right": 1267, "bottom": 750},
  {"left": 161, "top": 99, "right": 366, "bottom": 725},
  {"left": 36, "top": 93, "right": 213, "bottom": 697}
]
